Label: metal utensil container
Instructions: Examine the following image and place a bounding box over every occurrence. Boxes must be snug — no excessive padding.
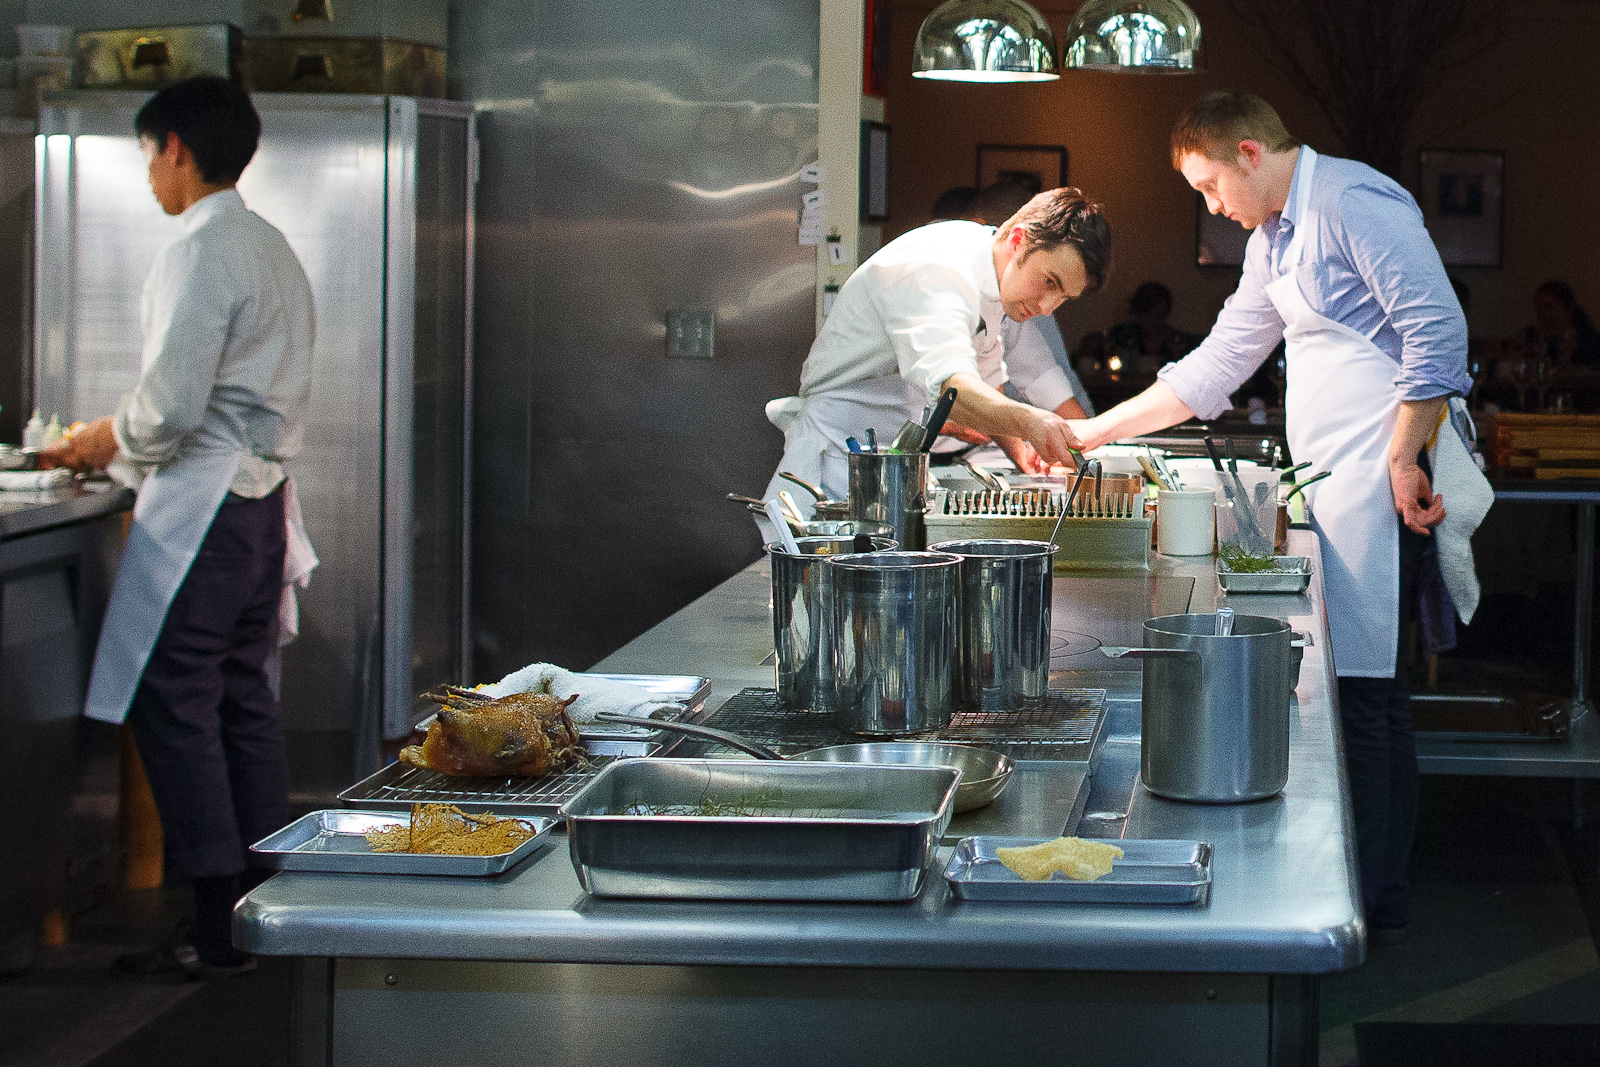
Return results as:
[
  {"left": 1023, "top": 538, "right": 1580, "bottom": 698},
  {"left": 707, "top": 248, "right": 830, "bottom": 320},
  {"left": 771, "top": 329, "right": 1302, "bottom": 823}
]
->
[
  {"left": 931, "top": 538, "right": 1056, "bottom": 712},
  {"left": 769, "top": 535, "right": 896, "bottom": 712},
  {"left": 559, "top": 758, "right": 959, "bottom": 901},
  {"left": 1104, "top": 612, "right": 1292, "bottom": 803},
  {"left": 849, "top": 450, "right": 929, "bottom": 550},
  {"left": 827, "top": 550, "right": 959, "bottom": 736}
]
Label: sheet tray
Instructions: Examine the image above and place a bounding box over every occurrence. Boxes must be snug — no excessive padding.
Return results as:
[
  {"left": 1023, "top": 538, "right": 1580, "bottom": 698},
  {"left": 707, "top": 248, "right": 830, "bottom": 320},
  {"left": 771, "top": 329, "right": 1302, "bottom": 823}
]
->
[
  {"left": 250, "top": 810, "right": 554, "bottom": 876},
  {"left": 944, "top": 836, "right": 1212, "bottom": 905}
]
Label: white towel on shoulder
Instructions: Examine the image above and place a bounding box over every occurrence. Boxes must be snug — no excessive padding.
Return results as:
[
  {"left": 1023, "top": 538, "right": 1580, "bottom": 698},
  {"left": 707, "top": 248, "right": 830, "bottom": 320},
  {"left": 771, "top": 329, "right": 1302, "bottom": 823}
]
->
[{"left": 478, "top": 663, "right": 684, "bottom": 725}]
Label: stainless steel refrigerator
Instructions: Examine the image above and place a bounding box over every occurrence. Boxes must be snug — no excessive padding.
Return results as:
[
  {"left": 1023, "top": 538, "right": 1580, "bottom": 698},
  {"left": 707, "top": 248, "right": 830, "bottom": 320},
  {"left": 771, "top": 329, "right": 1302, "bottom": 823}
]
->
[{"left": 33, "top": 91, "right": 475, "bottom": 796}]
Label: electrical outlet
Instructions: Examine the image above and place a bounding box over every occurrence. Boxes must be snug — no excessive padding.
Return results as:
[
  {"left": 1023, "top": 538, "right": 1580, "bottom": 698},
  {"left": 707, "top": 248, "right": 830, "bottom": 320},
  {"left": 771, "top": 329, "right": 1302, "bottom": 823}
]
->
[{"left": 666, "top": 309, "right": 715, "bottom": 359}]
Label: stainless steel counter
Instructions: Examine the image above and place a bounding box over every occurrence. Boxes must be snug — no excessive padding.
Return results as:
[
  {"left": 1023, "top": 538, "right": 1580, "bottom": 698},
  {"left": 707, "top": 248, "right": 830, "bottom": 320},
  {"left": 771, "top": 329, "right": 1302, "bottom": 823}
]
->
[
  {"left": 238, "top": 529, "right": 1360, "bottom": 976},
  {"left": 0, "top": 481, "right": 134, "bottom": 539}
]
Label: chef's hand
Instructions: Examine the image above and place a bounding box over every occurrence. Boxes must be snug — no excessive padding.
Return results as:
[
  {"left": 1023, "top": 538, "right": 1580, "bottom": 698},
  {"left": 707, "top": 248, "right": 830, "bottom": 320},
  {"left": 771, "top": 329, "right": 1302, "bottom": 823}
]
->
[
  {"left": 995, "top": 435, "right": 1047, "bottom": 474},
  {"left": 1392, "top": 461, "right": 1446, "bottom": 535},
  {"left": 1015, "top": 408, "right": 1085, "bottom": 468},
  {"left": 38, "top": 416, "right": 118, "bottom": 474},
  {"left": 936, "top": 421, "right": 991, "bottom": 446}
]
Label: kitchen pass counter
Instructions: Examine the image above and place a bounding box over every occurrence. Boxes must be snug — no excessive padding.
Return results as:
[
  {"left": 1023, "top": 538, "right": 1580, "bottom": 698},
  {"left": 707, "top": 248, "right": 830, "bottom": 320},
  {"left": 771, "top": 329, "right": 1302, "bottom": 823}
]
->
[{"left": 239, "top": 529, "right": 1353, "bottom": 1067}]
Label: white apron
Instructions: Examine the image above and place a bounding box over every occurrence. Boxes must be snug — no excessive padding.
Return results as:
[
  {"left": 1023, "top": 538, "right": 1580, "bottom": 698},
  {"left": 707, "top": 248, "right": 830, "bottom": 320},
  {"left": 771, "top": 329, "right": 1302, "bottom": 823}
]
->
[
  {"left": 1268, "top": 147, "right": 1490, "bottom": 677},
  {"left": 84, "top": 452, "right": 315, "bottom": 724},
  {"left": 764, "top": 373, "right": 923, "bottom": 505}
]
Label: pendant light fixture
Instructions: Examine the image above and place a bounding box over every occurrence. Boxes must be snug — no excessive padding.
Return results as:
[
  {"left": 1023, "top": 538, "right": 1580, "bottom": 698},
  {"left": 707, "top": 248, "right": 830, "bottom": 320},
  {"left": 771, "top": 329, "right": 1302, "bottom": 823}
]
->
[
  {"left": 1062, "top": 0, "right": 1203, "bottom": 73},
  {"left": 913, "top": 0, "right": 1059, "bottom": 83}
]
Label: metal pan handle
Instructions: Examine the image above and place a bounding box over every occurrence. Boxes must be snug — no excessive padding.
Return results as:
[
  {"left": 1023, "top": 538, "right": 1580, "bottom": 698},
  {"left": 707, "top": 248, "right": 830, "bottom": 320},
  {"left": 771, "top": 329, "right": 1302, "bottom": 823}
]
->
[
  {"left": 1100, "top": 647, "right": 1200, "bottom": 660},
  {"left": 592, "top": 712, "right": 784, "bottom": 760}
]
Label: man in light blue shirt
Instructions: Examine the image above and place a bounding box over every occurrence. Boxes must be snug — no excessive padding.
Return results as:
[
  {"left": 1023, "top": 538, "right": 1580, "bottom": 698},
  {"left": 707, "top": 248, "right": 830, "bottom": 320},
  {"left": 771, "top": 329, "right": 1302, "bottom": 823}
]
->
[{"left": 1069, "top": 91, "right": 1487, "bottom": 946}]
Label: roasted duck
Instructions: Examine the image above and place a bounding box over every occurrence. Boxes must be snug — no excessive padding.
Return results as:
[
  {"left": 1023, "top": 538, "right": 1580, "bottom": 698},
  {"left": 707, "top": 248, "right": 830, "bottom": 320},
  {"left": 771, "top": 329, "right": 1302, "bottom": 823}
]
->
[{"left": 401, "top": 686, "right": 585, "bottom": 777}]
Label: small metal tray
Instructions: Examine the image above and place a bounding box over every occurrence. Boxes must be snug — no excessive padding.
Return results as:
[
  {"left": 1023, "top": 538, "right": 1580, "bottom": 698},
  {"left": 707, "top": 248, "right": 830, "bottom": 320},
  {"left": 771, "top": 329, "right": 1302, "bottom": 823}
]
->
[
  {"left": 561, "top": 758, "right": 959, "bottom": 902},
  {"left": 943, "top": 836, "right": 1212, "bottom": 905},
  {"left": 575, "top": 674, "right": 712, "bottom": 754},
  {"left": 1217, "top": 555, "right": 1312, "bottom": 594},
  {"left": 249, "top": 809, "right": 555, "bottom": 876}
]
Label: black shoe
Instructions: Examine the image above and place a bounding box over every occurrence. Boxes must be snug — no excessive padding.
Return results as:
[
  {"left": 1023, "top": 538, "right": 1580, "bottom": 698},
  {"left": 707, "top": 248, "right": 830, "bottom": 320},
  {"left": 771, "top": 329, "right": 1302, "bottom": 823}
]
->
[
  {"left": 112, "top": 924, "right": 256, "bottom": 980},
  {"left": 112, "top": 924, "right": 205, "bottom": 981}
]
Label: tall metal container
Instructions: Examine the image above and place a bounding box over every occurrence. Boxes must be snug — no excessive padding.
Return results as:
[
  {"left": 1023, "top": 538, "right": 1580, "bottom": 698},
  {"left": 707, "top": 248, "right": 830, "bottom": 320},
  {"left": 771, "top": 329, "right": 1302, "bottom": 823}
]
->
[
  {"left": 827, "top": 550, "right": 959, "bottom": 737},
  {"left": 849, "top": 451, "right": 929, "bottom": 550},
  {"left": 33, "top": 92, "right": 475, "bottom": 794},
  {"left": 769, "top": 534, "right": 894, "bottom": 713},
  {"left": 1103, "top": 613, "right": 1293, "bottom": 803},
  {"left": 931, "top": 538, "right": 1055, "bottom": 711}
]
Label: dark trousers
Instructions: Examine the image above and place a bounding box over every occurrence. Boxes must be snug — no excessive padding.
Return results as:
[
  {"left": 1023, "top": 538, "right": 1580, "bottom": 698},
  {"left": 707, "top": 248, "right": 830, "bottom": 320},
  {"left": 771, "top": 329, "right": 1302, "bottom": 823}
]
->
[
  {"left": 128, "top": 488, "right": 289, "bottom": 881},
  {"left": 1337, "top": 520, "right": 1429, "bottom": 928}
]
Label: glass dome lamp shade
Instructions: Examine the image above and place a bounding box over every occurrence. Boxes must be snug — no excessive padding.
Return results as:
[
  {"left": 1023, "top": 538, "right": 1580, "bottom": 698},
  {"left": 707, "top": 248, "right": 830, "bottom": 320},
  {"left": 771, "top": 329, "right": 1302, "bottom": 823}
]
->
[
  {"left": 1063, "top": 0, "right": 1204, "bottom": 73},
  {"left": 913, "top": 0, "right": 1060, "bottom": 83}
]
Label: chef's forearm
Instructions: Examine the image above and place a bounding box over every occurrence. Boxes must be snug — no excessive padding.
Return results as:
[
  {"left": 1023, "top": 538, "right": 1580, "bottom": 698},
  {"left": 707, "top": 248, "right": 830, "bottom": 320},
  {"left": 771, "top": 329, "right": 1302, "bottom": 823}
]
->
[
  {"left": 940, "top": 372, "right": 1040, "bottom": 439},
  {"left": 1074, "top": 382, "right": 1195, "bottom": 451},
  {"left": 1389, "top": 396, "right": 1448, "bottom": 471}
]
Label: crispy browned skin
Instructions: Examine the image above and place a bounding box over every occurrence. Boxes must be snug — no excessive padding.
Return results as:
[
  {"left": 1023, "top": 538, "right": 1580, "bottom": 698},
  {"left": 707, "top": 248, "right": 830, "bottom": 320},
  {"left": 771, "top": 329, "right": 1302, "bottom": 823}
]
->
[{"left": 399, "top": 690, "right": 584, "bottom": 776}]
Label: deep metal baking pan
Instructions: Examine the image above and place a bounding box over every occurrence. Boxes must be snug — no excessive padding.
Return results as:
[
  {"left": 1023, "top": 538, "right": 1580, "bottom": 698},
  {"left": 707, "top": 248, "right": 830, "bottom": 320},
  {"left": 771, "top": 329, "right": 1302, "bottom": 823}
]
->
[
  {"left": 560, "top": 758, "right": 959, "bottom": 902},
  {"left": 249, "top": 810, "right": 555, "bottom": 876},
  {"left": 943, "top": 836, "right": 1212, "bottom": 905},
  {"left": 1216, "top": 555, "right": 1312, "bottom": 594}
]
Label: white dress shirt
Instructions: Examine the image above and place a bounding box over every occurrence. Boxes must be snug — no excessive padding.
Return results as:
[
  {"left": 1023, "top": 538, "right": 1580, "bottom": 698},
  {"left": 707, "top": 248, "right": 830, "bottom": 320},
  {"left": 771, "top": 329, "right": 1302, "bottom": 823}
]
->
[
  {"left": 113, "top": 188, "right": 315, "bottom": 497},
  {"left": 797, "top": 220, "right": 1004, "bottom": 407},
  {"left": 995, "top": 315, "right": 1094, "bottom": 415}
]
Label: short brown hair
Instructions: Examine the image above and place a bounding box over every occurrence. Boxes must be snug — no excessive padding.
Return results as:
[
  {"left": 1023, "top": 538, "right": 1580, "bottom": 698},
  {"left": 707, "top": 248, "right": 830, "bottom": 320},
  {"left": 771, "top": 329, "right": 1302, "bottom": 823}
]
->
[
  {"left": 1170, "top": 90, "right": 1299, "bottom": 167},
  {"left": 997, "top": 187, "right": 1111, "bottom": 294}
]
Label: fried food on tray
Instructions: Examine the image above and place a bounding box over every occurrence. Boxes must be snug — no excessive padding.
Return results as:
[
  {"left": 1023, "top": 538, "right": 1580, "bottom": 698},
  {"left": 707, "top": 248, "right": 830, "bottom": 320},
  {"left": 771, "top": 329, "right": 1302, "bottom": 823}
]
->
[
  {"left": 996, "top": 837, "right": 1124, "bottom": 882},
  {"left": 364, "top": 803, "right": 539, "bottom": 855},
  {"left": 401, "top": 686, "right": 584, "bottom": 777}
]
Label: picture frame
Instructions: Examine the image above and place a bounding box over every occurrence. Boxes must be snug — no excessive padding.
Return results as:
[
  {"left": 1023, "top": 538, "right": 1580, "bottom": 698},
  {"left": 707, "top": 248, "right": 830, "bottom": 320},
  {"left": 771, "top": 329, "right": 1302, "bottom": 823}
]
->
[
  {"left": 860, "top": 121, "right": 890, "bottom": 222},
  {"left": 975, "top": 144, "right": 1067, "bottom": 196},
  {"left": 1418, "top": 149, "right": 1504, "bottom": 267},
  {"left": 1195, "top": 193, "right": 1251, "bottom": 267}
]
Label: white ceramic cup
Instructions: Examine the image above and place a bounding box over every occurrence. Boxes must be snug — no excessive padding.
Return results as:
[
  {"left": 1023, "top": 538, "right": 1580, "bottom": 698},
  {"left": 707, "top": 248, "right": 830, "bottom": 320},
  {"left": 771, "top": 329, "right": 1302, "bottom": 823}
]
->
[{"left": 1156, "top": 489, "right": 1216, "bottom": 556}]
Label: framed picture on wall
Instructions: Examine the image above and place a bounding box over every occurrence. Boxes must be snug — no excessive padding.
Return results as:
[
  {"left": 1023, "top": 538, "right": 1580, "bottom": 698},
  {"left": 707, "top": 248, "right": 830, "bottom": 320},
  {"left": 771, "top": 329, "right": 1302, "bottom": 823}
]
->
[
  {"left": 1196, "top": 193, "right": 1251, "bottom": 267},
  {"left": 860, "top": 121, "right": 890, "bottom": 222},
  {"left": 1419, "top": 149, "right": 1503, "bottom": 267},
  {"left": 975, "top": 144, "right": 1067, "bottom": 195}
]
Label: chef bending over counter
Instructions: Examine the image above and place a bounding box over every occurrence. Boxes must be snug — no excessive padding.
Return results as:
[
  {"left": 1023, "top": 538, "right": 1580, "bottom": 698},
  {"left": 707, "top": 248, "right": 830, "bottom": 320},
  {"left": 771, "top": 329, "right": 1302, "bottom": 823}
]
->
[
  {"left": 764, "top": 187, "right": 1110, "bottom": 504},
  {"left": 1066, "top": 90, "right": 1494, "bottom": 946}
]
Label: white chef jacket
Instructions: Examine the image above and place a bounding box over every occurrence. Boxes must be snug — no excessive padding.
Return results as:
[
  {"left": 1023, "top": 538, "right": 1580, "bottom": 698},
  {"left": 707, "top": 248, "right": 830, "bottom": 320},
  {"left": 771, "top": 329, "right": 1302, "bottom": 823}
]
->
[
  {"left": 112, "top": 188, "right": 315, "bottom": 496},
  {"left": 995, "top": 315, "right": 1095, "bottom": 415},
  {"left": 794, "top": 220, "right": 1004, "bottom": 407}
]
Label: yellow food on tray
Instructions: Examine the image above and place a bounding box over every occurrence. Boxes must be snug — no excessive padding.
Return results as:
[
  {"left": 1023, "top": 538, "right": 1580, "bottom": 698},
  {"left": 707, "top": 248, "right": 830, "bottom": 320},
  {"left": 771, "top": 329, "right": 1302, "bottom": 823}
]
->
[
  {"left": 995, "top": 837, "right": 1124, "bottom": 882},
  {"left": 364, "top": 803, "right": 539, "bottom": 856}
]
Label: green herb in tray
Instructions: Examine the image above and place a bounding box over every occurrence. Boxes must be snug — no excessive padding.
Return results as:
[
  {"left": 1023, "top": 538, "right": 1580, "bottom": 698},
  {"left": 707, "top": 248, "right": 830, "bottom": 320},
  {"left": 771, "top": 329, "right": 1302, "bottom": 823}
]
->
[{"left": 1218, "top": 544, "right": 1282, "bottom": 573}]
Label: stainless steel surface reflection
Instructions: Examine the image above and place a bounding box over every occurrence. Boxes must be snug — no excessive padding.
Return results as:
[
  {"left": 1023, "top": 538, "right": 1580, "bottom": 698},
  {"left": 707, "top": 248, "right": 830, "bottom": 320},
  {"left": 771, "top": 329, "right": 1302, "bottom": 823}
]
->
[
  {"left": 768, "top": 535, "right": 894, "bottom": 712},
  {"left": 933, "top": 538, "right": 1055, "bottom": 711},
  {"left": 828, "top": 551, "right": 959, "bottom": 736},
  {"left": 239, "top": 531, "right": 1365, "bottom": 975},
  {"left": 849, "top": 451, "right": 930, "bottom": 550}
]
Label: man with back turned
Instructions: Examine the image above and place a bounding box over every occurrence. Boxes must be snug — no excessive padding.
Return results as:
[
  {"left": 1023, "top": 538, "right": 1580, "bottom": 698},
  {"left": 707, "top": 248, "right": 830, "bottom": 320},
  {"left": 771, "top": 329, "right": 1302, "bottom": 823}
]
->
[{"left": 43, "top": 76, "right": 316, "bottom": 977}]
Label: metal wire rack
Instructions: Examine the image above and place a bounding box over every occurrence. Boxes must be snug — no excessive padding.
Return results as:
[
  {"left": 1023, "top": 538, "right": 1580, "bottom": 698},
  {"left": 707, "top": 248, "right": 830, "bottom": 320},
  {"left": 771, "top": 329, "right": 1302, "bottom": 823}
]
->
[
  {"left": 338, "top": 756, "right": 624, "bottom": 816},
  {"left": 701, "top": 687, "right": 1107, "bottom": 762}
]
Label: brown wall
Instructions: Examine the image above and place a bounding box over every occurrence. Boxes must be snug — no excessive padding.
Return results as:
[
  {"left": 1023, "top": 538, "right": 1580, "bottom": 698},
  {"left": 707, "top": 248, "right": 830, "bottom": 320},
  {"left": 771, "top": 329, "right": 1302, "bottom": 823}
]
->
[{"left": 884, "top": 0, "right": 1600, "bottom": 348}]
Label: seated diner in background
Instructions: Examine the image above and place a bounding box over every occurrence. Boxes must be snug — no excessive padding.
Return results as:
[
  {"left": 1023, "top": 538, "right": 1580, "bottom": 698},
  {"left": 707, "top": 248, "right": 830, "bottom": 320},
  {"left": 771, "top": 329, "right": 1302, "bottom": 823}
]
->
[
  {"left": 1075, "top": 280, "right": 1204, "bottom": 380},
  {"left": 1483, "top": 280, "right": 1600, "bottom": 414}
]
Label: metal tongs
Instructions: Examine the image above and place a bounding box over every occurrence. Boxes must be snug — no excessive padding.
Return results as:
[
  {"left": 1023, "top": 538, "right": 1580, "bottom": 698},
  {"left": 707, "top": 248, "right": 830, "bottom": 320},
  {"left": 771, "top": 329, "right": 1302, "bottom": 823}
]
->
[
  {"left": 1045, "top": 458, "right": 1101, "bottom": 548},
  {"left": 1205, "top": 436, "right": 1272, "bottom": 555}
]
